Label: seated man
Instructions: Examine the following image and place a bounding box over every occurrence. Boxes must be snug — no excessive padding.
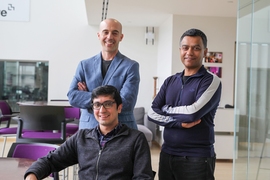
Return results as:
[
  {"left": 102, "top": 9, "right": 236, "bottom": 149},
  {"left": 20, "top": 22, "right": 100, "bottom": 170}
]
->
[{"left": 24, "top": 85, "right": 154, "bottom": 180}]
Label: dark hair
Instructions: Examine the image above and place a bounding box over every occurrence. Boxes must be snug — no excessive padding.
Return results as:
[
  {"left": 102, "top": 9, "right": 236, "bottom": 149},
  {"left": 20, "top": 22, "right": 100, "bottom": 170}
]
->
[
  {"left": 180, "top": 28, "right": 207, "bottom": 48},
  {"left": 88, "top": 85, "right": 122, "bottom": 113}
]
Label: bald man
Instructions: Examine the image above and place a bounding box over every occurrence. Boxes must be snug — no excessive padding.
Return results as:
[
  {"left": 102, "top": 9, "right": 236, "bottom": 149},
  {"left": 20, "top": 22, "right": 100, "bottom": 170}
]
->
[{"left": 67, "top": 18, "right": 140, "bottom": 130}]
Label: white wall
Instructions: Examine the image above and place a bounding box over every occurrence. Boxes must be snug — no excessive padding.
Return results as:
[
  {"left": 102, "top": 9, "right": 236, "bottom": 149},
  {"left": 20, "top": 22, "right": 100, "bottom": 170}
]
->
[
  {"left": 156, "top": 15, "right": 174, "bottom": 88},
  {"left": 119, "top": 27, "right": 158, "bottom": 110},
  {"left": 0, "top": 0, "right": 158, "bottom": 111},
  {"left": 0, "top": 0, "right": 94, "bottom": 97},
  {"left": 0, "top": 0, "right": 237, "bottom": 112}
]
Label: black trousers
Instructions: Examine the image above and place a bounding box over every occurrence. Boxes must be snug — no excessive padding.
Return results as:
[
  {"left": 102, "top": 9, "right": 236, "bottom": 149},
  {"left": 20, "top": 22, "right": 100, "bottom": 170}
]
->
[{"left": 158, "top": 151, "right": 215, "bottom": 180}]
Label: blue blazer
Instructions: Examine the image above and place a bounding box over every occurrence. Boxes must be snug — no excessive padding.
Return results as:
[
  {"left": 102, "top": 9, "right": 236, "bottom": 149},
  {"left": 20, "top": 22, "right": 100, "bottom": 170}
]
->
[{"left": 67, "top": 51, "right": 140, "bottom": 129}]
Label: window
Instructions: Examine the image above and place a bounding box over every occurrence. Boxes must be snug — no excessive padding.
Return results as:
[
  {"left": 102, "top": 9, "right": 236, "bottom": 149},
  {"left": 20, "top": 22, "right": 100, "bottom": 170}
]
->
[{"left": 0, "top": 60, "right": 48, "bottom": 112}]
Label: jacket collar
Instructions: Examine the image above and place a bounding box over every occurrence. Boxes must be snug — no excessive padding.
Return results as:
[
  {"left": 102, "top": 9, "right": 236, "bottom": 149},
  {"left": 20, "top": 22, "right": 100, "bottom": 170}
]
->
[
  {"left": 85, "top": 123, "right": 129, "bottom": 139},
  {"left": 180, "top": 65, "right": 207, "bottom": 78},
  {"left": 94, "top": 51, "right": 125, "bottom": 85}
]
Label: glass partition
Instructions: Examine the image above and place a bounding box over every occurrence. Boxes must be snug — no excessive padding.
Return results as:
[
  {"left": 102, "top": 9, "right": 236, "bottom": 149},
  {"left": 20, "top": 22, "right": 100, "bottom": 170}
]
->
[
  {"left": 0, "top": 60, "right": 48, "bottom": 112},
  {"left": 234, "top": 0, "right": 270, "bottom": 179}
]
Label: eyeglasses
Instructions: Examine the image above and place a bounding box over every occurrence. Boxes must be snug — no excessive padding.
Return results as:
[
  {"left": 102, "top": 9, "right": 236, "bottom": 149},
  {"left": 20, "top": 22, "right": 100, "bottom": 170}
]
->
[{"left": 92, "top": 101, "right": 116, "bottom": 110}]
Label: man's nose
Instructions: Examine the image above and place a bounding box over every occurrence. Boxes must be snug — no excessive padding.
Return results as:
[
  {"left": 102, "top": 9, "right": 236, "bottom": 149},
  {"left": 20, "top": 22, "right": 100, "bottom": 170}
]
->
[
  {"left": 107, "top": 32, "right": 113, "bottom": 38},
  {"left": 186, "top": 47, "right": 194, "bottom": 55},
  {"left": 99, "top": 105, "right": 106, "bottom": 112}
]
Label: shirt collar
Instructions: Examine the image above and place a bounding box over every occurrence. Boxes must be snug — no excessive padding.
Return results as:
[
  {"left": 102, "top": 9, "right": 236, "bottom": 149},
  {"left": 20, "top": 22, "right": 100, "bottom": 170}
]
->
[{"left": 96, "top": 123, "right": 123, "bottom": 137}]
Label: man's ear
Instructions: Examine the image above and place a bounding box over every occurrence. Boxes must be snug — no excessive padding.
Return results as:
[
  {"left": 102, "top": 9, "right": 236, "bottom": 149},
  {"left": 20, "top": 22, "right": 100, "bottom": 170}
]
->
[
  {"left": 118, "top": 104, "right": 123, "bottom": 113},
  {"left": 204, "top": 48, "right": 208, "bottom": 57},
  {"left": 120, "top": 34, "right": 124, "bottom": 41}
]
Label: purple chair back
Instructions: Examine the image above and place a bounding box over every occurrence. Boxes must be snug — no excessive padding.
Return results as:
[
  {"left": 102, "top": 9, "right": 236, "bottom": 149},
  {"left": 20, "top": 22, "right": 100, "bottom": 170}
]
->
[
  {"left": 8, "top": 143, "right": 59, "bottom": 160},
  {"left": 64, "top": 107, "right": 80, "bottom": 120},
  {"left": 7, "top": 142, "right": 60, "bottom": 180}
]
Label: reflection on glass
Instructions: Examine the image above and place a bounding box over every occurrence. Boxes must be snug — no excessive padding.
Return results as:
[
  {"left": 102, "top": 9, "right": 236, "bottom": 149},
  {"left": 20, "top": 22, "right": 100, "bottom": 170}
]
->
[
  {"left": 234, "top": 1, "right": 270, "bottom": 179},
  {"left": 0, "top": 61, "right": 49, "bottom": 112}
]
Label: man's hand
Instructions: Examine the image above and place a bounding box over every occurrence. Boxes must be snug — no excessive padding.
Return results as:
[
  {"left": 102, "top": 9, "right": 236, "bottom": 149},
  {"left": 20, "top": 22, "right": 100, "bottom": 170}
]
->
[
  {"left": 182, "top": 119, "right": 201, "bottom": 128},
  {"left": 25, "top": 173, "right": 38, "bottom": 180},
  {"left": 77, "top": 82, "right": 88, "bottom": 91}
]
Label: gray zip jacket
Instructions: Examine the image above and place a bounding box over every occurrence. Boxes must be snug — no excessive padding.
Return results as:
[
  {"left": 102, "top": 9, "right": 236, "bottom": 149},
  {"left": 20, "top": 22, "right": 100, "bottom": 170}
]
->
[{"left": 24, "top": 124, "right": 154, "bottom": 180}]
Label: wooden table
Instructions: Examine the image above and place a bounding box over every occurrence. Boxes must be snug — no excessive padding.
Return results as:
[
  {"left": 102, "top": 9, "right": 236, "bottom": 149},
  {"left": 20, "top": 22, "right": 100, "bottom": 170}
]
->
[{"left": 0, "top": 157, "right": 35, "bottom": 179}]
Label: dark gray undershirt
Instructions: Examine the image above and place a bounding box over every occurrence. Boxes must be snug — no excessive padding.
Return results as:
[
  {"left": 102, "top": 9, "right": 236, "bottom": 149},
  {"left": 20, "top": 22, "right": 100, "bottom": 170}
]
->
[{"left": 102, "top": 60, "right": 112, "bottom": 78}]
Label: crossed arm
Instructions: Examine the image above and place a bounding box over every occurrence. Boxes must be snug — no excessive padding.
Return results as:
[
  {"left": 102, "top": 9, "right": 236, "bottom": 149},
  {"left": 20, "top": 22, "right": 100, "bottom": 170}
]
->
[
  {"left": 77, "top": 82, "right": 88, "bottom": 91},
  {"left": 182, "top": 119, "right": 201, "bottom": 128}
]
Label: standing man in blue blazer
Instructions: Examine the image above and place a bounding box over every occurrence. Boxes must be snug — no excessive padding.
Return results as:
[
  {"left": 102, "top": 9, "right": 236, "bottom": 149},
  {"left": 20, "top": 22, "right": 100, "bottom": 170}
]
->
[{"left": 67, "top": 18, "right": 140, "bottom": 130}]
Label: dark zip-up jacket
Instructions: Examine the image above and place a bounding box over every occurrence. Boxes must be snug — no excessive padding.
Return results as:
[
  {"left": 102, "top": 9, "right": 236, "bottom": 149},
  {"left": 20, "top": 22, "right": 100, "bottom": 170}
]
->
[
  {"left": 148, "top": 65, "right": 222, "bottom": 157},
  {"left": 24, "top": 124, "right": 154, "bottom": 180}
]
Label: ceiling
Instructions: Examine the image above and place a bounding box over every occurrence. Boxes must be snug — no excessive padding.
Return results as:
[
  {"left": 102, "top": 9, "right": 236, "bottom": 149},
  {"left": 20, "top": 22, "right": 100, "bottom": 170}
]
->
[
  {"left": 85, "top": 0, "right": 270, "bottom": 27},
  {"left": 85, "top": 0, "right": 238, "bottom": 27}
]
